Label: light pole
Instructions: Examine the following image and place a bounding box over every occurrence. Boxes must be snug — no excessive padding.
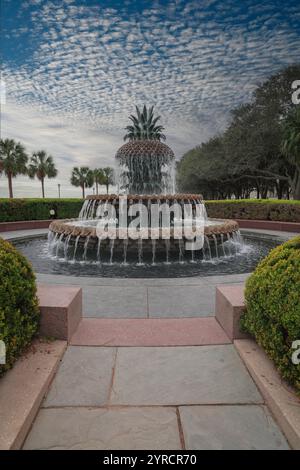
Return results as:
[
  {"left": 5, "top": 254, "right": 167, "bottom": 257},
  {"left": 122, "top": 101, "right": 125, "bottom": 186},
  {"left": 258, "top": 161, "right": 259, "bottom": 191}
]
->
[{"left": 58, "top": 184, "right": 61, "bottom": 199}]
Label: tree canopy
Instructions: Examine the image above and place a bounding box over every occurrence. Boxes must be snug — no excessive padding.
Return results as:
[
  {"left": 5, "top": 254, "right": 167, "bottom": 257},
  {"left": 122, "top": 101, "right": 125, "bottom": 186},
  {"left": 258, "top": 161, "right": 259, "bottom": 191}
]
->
[
  {"left": 177, "top": 65, "right": 300, "bottom": 200},
  {"left": 28, "top": 150, "right": 58, "bottom": 198},
  {"left": 0, "top": 139, "right": 28, "bottom": 198}
]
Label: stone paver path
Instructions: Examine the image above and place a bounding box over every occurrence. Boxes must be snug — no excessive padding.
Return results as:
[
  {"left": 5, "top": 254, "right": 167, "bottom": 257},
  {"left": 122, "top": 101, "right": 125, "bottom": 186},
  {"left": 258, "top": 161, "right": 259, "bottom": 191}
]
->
[
  {"left": 3, "top": 228, "right": 294, "bottom": 449},
  {"left": 36, "top": 272, "right": 250, "bottom": 318},
  {"left": 24, "top": 344, "right": 289, "bottom": 450}
]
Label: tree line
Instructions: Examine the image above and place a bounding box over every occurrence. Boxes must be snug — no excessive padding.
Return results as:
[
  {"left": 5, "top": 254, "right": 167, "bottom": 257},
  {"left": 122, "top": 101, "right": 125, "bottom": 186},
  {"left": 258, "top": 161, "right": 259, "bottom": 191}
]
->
[
  {"left": 0, "top": 138, "right": 114, "bottom": 198},
  {"left": 177, "top": 65, "right": 300, "bottom": 200},
  {"left": 70, "top": 166, "right": 114, "bottom": 199}
]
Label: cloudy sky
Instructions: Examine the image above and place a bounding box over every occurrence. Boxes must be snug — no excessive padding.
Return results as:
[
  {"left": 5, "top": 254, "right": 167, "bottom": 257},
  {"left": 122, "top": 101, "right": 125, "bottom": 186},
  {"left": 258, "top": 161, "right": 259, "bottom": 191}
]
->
[{"left": 1, "top": 0, "right": 300, "bottom": 198}]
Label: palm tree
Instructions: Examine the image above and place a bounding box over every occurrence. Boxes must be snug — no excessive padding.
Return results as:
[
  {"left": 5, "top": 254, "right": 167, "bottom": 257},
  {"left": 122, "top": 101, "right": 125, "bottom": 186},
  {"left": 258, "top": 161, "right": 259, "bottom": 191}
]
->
[
  {"left": 70, "top": 167, "right": 94, "bottom": 198},
  {"left": 93, "top": 168, "right": 105, "bottom": 195},
  {"left": 28, "top": 151, "right": 58, "bottom": 198},
  {"left": 102, "top": 167, "right": 114, "bottom": 194},
  {"left": 282, "top": 107, "right": 300, "bottom": 199},
  {"left": 124, "top": 105, "right": 166, "bottom": 141},
  {"left": 0, "top": 139, "right": 28, "bottom": 198}
]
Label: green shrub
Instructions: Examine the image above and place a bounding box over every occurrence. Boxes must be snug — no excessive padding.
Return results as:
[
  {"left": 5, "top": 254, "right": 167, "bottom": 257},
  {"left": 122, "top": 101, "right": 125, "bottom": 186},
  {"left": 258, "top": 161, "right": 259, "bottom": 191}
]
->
[
  {"left": 1, "top": 198, "right": 300, "bottom": 223},
  {"left": 0, "top": 238, "right": 39, "bottom": 375},
  {"left": 0, "top": 198, "right": 83, "bottom": 222},
  {"left": 241, "top": 236, "right": 300, "bottom": 392},
  {"left": 205, "top": 199, "right": 300, "bottom": 222}
]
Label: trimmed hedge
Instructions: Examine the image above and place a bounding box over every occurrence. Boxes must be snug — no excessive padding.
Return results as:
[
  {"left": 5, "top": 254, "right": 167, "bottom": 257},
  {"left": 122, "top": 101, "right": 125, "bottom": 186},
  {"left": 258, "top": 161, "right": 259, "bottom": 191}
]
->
[
  {"left": 0, "top": 238, "right": 40, "bottom": 376},
  {"left": 205, "top": 199, "right": 300, "bottom": 222},
  {"left": 0, "top": 198, "right": 300, "bottom": 223},
  {"left": 0, "top": 198, "right": 83, "bottom": 222},
  {"left": 241, "top": 236, "right": 300, "bottom": 393}
]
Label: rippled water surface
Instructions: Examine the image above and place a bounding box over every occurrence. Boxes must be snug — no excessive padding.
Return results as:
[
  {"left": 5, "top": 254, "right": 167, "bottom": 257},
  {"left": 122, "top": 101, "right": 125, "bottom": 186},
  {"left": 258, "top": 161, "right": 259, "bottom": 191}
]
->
[{"left": 13, "top": 234, "right": 281, "bottom": 278}]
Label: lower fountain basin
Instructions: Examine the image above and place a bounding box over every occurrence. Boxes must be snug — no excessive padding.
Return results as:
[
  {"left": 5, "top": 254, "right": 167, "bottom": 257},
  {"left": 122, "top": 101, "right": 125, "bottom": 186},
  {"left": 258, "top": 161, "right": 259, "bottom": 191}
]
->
[
  {"left": 48, "top": 218, "right": 240, "bottom": 262},
  {"left": 13, "top": 233, "right": 281, "bottom": 278}
]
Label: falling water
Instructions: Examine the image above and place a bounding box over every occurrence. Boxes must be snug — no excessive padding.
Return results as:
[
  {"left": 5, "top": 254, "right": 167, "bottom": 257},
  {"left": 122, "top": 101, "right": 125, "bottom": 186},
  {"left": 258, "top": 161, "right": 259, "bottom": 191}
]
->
[
  {"left": 123, "top": 239, "right": 128, "bottom": 264},
  {"left": 238, "top": 230, "right": 243, "bottom": 245},
  {"left": 96, "top": 201, "right": 103, "bottom": 218},
  {"left": 97, "top": 237, "right": 102, "bottom": 262},
  {"left": 178, "top": 239, "right": 184, "bottom": 263},
  {"left": 83, "top": 236, "right": 90, "bottom": 261},
  {"left": 226, "top": 233, "right": 233, "bottom": 256},
  {"left": 152, "top": 239, "right": 156, "bottom": 264},
  {"left": 78, "top": 200, "right": 88, "bottom": 219},
  {"left": 165, "top": 239, "right": 170, "bottom": 263},
  {"left": 137, "top": 237, "right": 143, "bottom": 265},
  {"left": 48, "top": 231, "right": 54, "bottom": 245},
  {"left": 117, "top": 154, "right": 174, "bottom": 194},
  {"left": 89, "top": 200, "right": 97, "bottom": 219},
  {"left": 204, "top": 235, "right": 212, "bottom": 261},
  {"left": 64, "top": 234, "right": 71, "bottom": 260},
  {"left": 73, "top": 235, "right": 80, "bottom": 261},
  {"left": 56, "top": 233, "right": 64, "bottom": 258},
  {"left": 233, "top": 230, "right": 243, "bottom": 246},
  {"left": 202, "top": 243, "right": 207, "bottom": 261},
  {"left": 220, "top": 234, "right": 226, "bottom": 257},
  {"left": 49, "top": 232, "right": 58, "bottom": 254},
  {"left": 213, "top": 234, "right": 219, "bottom": 258},
  {"left": 201, "top": 201, "right": 208, "bottom": 221},
  {"left": 232, "top": 233, "right": 238, "bottom": 254},
  {"left": 109, "top": 239, "right": 115, "bottom": 264}
]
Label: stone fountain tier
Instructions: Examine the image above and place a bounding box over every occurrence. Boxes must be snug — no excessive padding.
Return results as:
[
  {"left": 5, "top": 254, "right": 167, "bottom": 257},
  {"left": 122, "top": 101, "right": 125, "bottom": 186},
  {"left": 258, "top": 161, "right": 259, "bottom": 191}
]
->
[
  {"left": 116, "top": 140, "right": 175, "bottom": 160},
  {"left": 49, "top": 218, "right": 239, "bottom": 254}
]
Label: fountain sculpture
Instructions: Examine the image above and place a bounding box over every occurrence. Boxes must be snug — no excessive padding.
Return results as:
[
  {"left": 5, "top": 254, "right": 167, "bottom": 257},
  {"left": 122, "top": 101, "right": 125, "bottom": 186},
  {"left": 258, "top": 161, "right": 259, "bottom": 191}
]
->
[{"left": 48, "top": 106, "right": 241, "bottom": 264}]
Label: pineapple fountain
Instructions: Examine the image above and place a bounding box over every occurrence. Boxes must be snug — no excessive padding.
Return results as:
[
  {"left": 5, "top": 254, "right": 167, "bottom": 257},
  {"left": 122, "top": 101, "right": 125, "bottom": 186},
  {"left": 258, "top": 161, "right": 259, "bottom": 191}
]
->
[{"left": 48, "top": 106, "right": 241, "bottom": 264}]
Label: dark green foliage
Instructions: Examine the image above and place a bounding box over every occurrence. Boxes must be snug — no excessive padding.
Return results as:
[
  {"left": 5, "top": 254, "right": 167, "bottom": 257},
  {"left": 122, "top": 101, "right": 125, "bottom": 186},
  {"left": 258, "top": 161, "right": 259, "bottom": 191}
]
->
[
  {"left": 0, "top": 198, "right": 83, "bottom": 222},
  {"left": 240, "top": 236, "right": 300, "bottom": 392},
  {"left": 0, "top": 238, "right": 39, "bottom": 375},
  {"left": 124, "top": 105, "right": 166, "bottom": 141},
  {"left": 70, "top": 167, "right": 94, "bottom": 199},
  {"left": 1, "top": 198, "right": 300, "bottom": 223},
  {"left": 205, "top": 199, "right": 300, "bottom": 222},
  {"left": 177, "top": 64, "right": 300, "bottom": 200}
]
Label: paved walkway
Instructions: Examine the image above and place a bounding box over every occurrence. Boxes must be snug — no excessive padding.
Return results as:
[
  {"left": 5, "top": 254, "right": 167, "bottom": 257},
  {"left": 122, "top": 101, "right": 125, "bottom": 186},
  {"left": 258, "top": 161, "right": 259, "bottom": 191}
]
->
[
  {"left": 37, "top": 272, "right": 249, "bottom": 318},
  {"left": 2, "top": 228, "right": 293, "bottom": 449},
  {"left": 23, "top": 344, "right": 289, "bottom": 449}
]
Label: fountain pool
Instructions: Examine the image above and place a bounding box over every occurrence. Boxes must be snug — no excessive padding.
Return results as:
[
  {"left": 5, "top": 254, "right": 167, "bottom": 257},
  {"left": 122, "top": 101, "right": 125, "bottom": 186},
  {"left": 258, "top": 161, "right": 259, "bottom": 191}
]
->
[
  {"left": 13, "top": 108, "right": 284, "bottom": 278},
  {"left": 13, "top": 233, "right": 280, "bottom": 278}
]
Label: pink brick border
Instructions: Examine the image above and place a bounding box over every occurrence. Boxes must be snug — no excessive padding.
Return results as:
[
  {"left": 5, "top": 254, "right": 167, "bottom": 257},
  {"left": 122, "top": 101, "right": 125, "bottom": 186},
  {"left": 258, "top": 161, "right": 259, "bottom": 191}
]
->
[
  {"left": 0, "top": 218, "right": 299, "bottom": 233},
  {"left": 236, "top": 219, "right": 300, "bottom": 233},
  {"left": 0, "top": 219, "right": 52, "bottom": 232},
  {"left": 0, "top": 339, "right": 67, "bottom": 450},
  {"left": 70, "top": 317, "right": 231, "bottom": 347},
  {"left": 37, "top": 284, "right": 82, "bottom": 342},
  {"left": 215, "top": 284, "right": 250, "bottom": 341}
]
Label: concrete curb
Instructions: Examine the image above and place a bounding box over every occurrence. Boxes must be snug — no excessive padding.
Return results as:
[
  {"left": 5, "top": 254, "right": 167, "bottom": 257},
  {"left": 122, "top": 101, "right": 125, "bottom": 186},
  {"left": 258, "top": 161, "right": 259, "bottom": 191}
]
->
[
  {"left": 235, "top": 339, "right": 300, "bottom": 450},
  {"left": 0, "top": 339, "right": 67, "bottom": 450}
]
